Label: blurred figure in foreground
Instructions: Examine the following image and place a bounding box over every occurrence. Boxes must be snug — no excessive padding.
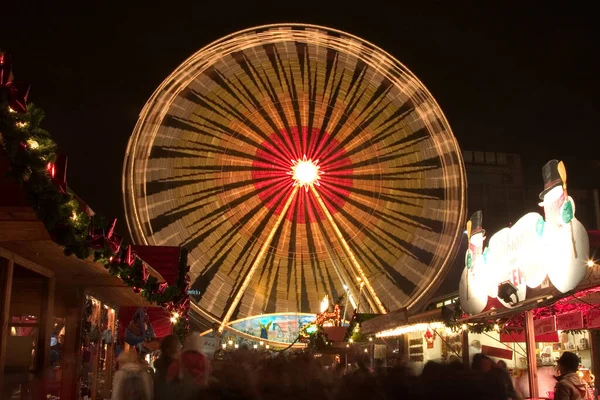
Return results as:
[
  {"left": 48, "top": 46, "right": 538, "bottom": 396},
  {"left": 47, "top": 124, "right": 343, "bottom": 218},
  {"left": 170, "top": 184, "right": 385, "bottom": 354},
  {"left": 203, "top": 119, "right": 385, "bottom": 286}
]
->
[
  {"left": 111, "top": 349, "right": 152, "bottom": 400},
  {"left": 154, "top": 335, "right": 182, "bottom": 400},
  {"left": 167, "top": 334, "right": 211, "bottom": 399}
]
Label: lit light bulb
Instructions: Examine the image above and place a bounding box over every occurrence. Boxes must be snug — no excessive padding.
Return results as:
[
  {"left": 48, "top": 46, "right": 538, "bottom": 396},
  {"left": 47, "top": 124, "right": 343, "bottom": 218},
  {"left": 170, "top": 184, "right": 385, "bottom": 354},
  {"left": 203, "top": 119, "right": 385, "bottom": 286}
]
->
[
  {"left": 462, "top": 324, "right": 467, "bottom": 331},
  {"left": 364, "top": 348, "right": 368, "bottom": 353},
  {"left": 259, "top": 341, "right": 264, "bottom": 346},
  {"left": 222, "top": 343, "right": 226, "bottom": 349},
  {"left": 16, "top": 122, "right": 28, "bottom": 128},
  {"left": 587, "top": 260, "right": 595, "bottom": 268},
  {"left": 228, "top": 340, "right": 233, "bottom": 346},
  {"left": 172, "top": 312, "right": 180, "bottom": 319},
  {"left": 265, "top": 345, "right": 270, "bottom": 349},
  {"left": 170, "top": 316, "right": 177, "bottom": 323},
  {"left": 253, "top": 344, "right": 258, "bottom": 349},
  {"left": 234, "top": 344, "right": 239, "bottom": 349},
  {"left": 8, "top": 107, "right": 16, "bottom": 113},
  {"left": 27, "top": 140, "right": 39, "bottom": 149},
  {"left": 369, "top": 337, "right": 373, "bottom": 342},
  {"left": 349, "top": 338, "right": 354, "bottom": 343}
]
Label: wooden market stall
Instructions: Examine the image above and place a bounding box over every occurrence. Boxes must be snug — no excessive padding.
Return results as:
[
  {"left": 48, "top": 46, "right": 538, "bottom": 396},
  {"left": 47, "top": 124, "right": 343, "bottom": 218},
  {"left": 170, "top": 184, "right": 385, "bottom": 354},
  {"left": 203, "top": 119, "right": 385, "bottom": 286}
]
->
[{"left": 0, "top": 165, "right": 154, "bottom": 400}]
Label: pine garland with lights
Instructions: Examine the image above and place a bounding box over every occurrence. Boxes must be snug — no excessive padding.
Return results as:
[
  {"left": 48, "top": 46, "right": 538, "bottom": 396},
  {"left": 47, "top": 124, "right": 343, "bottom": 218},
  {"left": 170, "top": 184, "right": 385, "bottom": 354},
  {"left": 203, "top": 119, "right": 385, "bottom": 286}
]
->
[{"left": 0, "top": 51, "right": 190, "bottom": 339}]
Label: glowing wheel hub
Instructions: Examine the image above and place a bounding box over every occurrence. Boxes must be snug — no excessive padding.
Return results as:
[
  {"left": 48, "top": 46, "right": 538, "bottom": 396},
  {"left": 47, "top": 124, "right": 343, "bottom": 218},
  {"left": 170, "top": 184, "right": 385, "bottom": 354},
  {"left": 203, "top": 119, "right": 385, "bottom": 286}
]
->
[{"left": 289, "top": 156, "right": 321, "bottom": 190}]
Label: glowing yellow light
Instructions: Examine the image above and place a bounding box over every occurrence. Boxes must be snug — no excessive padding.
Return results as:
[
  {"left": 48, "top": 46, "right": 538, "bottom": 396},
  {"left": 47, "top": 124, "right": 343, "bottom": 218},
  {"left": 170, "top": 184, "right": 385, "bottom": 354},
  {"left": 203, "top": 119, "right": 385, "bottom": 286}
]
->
[
  {"left": 234, "top": 344, "right": 239, "bottom": 349},
  {"left": 364, "top": 348, "right": 368, "bottom": 353},
  {"left": 494, "top": 324, "right": 500, "bottom": 332},
  {"left": 228, "top": 340, "right": 233, "bottom": 346},
  {"left": 578, "top": 371, "right": 584, "bottom": 377},
  {"left": 354, "top": 326, "right": 360, "bottom": 333},
  {"left": 289, "top": 155, "right": 321, "bottom": 190},
  {"left": 16, "top": 121, "right": 28, "bottom": 128},
  {"left": 27, "top": 140, "right": 39, "bottom": 149},
  {"left": 221, "top": 343, "right": 226, "bottom": 349},
  {"left": 320, "top": 295, "right": 330, "bottom": 313},
  {"left": 462, "top": 324, "right": 468, "bottom": 331},
  {"left": 376, "top": 322, "right": 446, "bottom": 338},
  {"left": 265, "top": 345, "right": 270, "bottom": 349},
  {"left": 369, "top": 337, "right": 373, "bottom": 342},
  {"left": 587, "top": 260, "right": 595, "bottom": 268},
  {"left": 259, "top": 341, "right": 264, "bottom": 346},
  {"left": 170, "top": 316, "right": 178, "bottom": 323},
  {"left": 346, "top": 344, "right": 349, "bottom": 348},
  {"left": 253, "top": 344, "right": 258, "bottom": 349},
  {"left": 8, "top": 107, "right": 16, "bottom": 113},
  {"left": 349, "top": 338, "right": 354, "bottom": 343},
  {"left": 172, "top": 312, "right": 180, "bottom": 319},
  {"left": 71, "top": 212, "right": 78, "bottom": 221}
]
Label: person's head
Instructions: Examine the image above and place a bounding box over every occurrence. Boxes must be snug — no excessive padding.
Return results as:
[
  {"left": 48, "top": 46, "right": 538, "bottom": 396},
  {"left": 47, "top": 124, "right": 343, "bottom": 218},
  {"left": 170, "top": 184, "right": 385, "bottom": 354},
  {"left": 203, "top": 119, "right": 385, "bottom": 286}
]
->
[
  {"left": 182, "top": 333, "right": 204, "bottom": 354},
  {"left": 472, "top": 353, "right": 494, "bottom": 372},
  {"left": 160, "top": 335, "right": 182, "bottom": 358},
  {"left": 497, "top": 360, "right": 508, "bottom": 370},
  {"left": 557, "top": 351, "right": 580, "bottom": 375},
  {"left": 117, "top": 349, "right": 139, "bottom": 367}
]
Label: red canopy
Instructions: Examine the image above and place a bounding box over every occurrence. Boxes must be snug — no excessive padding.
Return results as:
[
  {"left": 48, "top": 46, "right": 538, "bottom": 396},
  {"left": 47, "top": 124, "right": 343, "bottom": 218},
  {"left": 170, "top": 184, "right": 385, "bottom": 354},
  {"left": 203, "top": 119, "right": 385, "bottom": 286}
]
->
[{"left": 118, "top": 307, "right": 172, "bottom": 341}]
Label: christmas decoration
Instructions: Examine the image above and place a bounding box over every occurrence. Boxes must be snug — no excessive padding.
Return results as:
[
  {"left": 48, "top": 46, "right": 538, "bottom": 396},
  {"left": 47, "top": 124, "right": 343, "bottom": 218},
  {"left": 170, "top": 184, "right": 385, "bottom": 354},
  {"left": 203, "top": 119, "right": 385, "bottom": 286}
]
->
[
  {"left": 424, "top": 328, "right": 435, "bottom": 348},
  {"left": 0, "top": 51, "right": 190, "bottom": 338}
]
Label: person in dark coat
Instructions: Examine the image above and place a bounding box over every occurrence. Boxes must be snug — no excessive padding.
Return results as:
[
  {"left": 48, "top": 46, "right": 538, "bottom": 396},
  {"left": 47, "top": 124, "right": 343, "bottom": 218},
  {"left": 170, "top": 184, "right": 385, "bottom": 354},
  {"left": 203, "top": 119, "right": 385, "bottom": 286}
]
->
[{"left": 154, "top": 335, "right": 182, "bottom": 400}]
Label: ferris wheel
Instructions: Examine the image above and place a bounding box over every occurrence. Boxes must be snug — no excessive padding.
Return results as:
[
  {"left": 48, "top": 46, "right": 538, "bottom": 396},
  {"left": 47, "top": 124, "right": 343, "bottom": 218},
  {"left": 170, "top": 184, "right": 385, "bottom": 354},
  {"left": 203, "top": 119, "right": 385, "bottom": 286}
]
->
[{"left": 123, "top": 24, "right": 467, "bottom": 330}]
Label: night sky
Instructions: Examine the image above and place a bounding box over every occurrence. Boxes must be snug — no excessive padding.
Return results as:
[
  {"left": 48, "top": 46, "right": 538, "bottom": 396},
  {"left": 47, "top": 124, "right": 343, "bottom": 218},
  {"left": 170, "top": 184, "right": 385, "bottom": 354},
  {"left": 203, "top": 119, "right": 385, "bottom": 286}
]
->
[{"left": 1, "top": 3, "right": 598, "bottom": 238}]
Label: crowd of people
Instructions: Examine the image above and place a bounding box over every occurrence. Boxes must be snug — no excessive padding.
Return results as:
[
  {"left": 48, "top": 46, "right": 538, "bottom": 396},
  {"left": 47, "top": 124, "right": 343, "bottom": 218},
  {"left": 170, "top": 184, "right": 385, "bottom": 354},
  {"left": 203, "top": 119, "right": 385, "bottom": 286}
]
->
[{"left": 110, "top": 334, "right": 593, "bottom": 400}]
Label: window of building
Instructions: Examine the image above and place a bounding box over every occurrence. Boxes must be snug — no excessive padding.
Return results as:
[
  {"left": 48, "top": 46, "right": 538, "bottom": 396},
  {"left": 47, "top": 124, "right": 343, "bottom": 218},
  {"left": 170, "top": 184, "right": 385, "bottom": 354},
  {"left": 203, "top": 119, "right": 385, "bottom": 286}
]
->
[
  {"left": 462, "top": 151, "right": 473, "bottom": 163},
  {"left": 474, "top": 151, "right": 485, "bottom": 164},
  {"left": 485, "top": 152, "right": 496, "bottom": 164}
]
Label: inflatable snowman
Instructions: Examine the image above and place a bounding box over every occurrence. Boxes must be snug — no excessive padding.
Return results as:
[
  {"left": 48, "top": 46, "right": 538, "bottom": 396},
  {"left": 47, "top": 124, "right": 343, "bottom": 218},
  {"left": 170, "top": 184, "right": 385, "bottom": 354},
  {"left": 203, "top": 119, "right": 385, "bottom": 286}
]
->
[
  {"left": 459, "top": 211, "right": 490, "bottom": 314},
  {"left": 538, "top": 160, "right": 589, "bottom": 293}
]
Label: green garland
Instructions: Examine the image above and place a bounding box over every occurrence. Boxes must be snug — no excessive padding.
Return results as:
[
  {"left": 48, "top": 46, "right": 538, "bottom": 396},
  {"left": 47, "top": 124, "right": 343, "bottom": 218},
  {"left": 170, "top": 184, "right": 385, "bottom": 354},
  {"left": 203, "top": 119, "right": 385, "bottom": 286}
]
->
[{"left": 0, "top": 85, "right": 189, "bottom": 336}]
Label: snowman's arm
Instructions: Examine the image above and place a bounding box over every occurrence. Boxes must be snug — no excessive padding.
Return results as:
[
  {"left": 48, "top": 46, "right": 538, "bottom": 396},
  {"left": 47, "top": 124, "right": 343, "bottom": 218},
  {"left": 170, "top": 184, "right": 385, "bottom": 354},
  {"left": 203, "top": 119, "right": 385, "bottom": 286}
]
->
[{"left": 560, "top": 196, "right": 575, "bottom": 224}]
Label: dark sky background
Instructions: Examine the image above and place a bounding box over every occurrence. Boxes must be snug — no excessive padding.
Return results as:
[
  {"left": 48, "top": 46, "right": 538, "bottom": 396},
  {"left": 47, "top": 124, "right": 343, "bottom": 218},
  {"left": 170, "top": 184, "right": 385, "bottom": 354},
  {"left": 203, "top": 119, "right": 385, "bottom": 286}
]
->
[{"left": 1, "top": 3, "right": 598, "bottom": 239}]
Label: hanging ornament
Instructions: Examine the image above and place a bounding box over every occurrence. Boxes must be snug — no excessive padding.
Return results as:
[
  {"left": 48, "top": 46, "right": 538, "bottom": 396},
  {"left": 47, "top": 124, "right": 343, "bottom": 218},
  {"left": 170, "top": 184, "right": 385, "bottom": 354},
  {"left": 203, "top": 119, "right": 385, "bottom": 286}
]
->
[{"left": 424, "top": 328, "right": 435, "bottom": 349}]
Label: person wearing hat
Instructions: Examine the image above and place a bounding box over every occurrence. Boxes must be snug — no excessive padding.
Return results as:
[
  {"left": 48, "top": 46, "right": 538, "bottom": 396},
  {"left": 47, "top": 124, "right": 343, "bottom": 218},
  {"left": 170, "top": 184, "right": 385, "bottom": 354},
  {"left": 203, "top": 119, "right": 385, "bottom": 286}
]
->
[
  {"left": 166, "top": 333, "right": 211, "bottom": 399},
  {"left": 554, "top": 351, "right": 591, "bottom": 400}
]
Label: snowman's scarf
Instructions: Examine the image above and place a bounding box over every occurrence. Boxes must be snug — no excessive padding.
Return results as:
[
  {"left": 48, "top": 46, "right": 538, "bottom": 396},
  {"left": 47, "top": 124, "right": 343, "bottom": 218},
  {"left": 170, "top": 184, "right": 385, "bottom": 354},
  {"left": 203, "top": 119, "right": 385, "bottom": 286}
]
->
[{"left": 543, "top": 191, "right": 566, "bottom": 226}]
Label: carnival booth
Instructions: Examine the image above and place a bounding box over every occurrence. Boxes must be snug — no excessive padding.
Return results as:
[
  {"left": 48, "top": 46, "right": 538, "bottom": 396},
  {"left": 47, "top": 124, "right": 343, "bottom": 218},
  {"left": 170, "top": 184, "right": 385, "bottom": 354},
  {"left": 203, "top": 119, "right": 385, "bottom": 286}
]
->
[{"left": 456, "top": 159, "right": 598, "bottom": 398}]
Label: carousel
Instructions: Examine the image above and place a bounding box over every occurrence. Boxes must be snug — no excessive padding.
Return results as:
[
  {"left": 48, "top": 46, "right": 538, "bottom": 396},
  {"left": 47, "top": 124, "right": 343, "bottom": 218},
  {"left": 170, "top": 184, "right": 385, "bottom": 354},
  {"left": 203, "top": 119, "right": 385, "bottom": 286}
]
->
[{"left": 122, "top": 24, "right": 467, "bottom": 346}]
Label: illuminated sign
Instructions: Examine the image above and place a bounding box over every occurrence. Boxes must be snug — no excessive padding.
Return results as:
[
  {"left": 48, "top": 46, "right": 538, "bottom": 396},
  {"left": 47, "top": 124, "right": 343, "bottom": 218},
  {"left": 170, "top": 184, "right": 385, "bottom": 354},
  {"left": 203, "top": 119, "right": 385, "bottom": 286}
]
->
[
  {"left": 556, "top": 311, "right": 584, "bottom": 330},
  {"left": 460, "top": 160, "right": 590, "bottom": 314},
  {"left": 534, "top": 316, "right": 557, "bottom": 335}
]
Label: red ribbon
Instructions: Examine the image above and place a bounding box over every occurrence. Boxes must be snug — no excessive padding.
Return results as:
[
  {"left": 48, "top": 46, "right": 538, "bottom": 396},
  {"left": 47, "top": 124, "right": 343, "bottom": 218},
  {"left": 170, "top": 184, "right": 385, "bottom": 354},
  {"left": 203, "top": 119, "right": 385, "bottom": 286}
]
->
[
  {"left": 0, "top": 52, "right": 29, "bottom": 113},
  {"left": 88, "top": 218, "right": 123, "bottom": 252}
]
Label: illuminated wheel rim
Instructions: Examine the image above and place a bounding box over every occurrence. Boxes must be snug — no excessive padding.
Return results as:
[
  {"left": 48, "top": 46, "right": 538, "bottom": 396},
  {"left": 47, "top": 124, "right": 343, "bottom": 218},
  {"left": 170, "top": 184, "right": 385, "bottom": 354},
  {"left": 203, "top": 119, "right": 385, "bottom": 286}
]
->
[{"left": 123, "top": 24, "right": 467, "bottom": 325}]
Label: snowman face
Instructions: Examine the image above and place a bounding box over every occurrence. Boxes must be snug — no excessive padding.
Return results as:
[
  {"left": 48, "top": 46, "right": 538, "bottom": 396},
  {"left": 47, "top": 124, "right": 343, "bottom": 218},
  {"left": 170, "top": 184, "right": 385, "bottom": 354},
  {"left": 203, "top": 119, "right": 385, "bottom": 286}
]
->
[
  {"left": 469, "top": 232, "right": 485, "bottom": 249},
  {"left": 543, "top": 186, "right": 563, "bottom": 204},
  {"left": 540, "top": 186, "right": 565, "bottom": 223}
]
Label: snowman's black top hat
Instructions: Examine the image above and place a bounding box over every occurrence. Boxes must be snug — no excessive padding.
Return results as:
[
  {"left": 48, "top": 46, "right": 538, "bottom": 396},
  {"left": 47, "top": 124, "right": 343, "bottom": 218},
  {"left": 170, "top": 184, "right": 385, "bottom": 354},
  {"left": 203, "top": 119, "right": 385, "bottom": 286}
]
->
[
  {"left": 468, "top": 210, "right": 485, "bottom": 238},
  {"left": 539, "top": 159, "right": 564, "bottom": 200}
]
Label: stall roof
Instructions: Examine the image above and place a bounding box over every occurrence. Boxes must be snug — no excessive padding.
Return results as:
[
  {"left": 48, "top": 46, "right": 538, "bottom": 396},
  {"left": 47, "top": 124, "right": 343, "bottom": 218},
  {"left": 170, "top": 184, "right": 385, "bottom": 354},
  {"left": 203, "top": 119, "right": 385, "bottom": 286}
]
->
[{"left": 0, "top": 240, "right": 152, "bottom": 308}]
